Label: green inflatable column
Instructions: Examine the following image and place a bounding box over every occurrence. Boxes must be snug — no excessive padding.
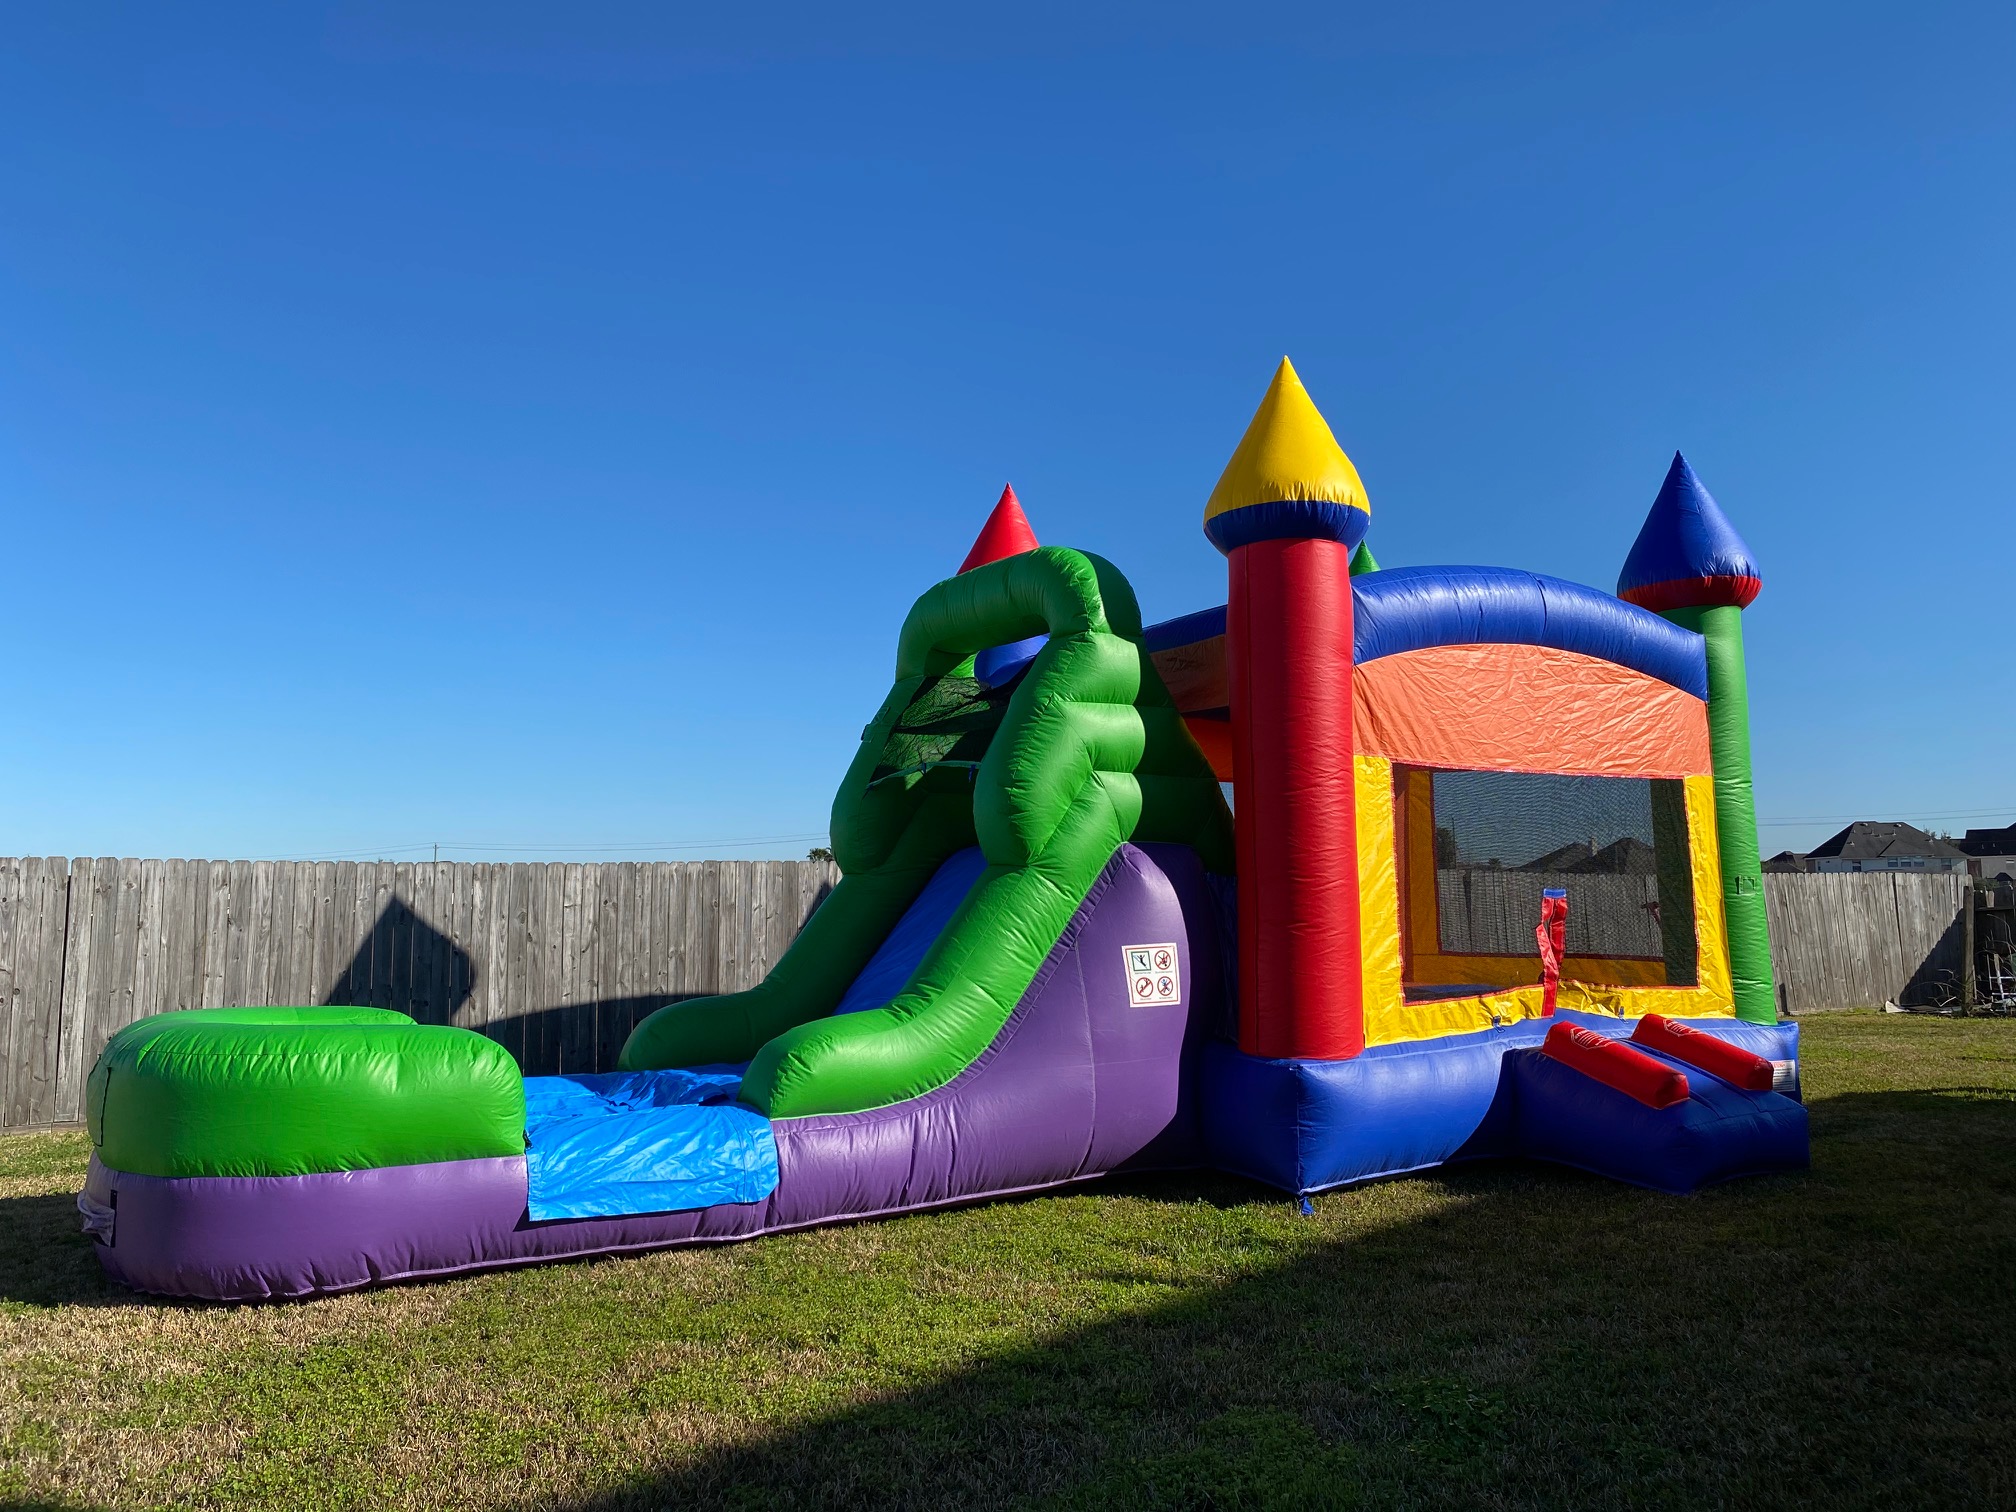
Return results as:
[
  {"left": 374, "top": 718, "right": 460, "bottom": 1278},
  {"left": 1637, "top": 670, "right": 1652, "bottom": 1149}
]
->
[
  {"left": 1618, "top": 454, "right": 1777, "bottom": 1025},
  {"left": 1666, "top": 604, "right": 1774, "bottom": 1021}
]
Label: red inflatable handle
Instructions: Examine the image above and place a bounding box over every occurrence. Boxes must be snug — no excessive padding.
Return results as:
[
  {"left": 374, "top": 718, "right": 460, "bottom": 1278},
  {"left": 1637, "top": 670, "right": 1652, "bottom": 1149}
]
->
[
  {"left": 1630, "top": 1014, "right": 1775, "bottom": 1091},
  {"left": 1540, "top": 1022, "right": 1691, "bottom": 1109},
  {"left": 1536, "top": 889, "right": 1568, "bottom": 1016}
]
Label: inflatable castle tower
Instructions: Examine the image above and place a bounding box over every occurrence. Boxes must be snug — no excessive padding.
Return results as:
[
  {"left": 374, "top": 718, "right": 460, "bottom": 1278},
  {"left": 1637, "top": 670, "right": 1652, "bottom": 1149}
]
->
[
  {"left": 1617, "top": 454, "right": 1777, "bottom": 1024},
  {"left": 1187, "top": 360, "right": 1794, "bottom": 1194},
  {"left": 1202, "top": 359, "right": 1370, "bottom": 1062}
]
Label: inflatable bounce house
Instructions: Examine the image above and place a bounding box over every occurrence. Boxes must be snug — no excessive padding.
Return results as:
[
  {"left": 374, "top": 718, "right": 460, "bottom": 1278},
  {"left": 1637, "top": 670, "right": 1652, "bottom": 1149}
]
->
[{"left": 80, "top": 361, "right": 1807, "bottom": 1300}]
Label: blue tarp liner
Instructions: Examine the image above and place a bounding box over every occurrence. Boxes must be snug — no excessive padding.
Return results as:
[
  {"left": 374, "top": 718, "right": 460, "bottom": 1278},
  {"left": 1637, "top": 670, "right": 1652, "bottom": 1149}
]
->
[
  {"left": 524, "top": 1069, "right": 778, "bottom": 1221},
  {"left": 831, "top": 846, "right": 990, "bottom": 1015}
]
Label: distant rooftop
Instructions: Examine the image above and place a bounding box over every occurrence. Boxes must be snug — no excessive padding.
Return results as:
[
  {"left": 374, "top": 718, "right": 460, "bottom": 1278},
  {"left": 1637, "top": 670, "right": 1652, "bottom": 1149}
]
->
[
  {"left": 1806, "top": 822, "right": 1970, "bottom": 863},
  {"left": 1956, "top": 822, "right": 2016, "bottom": 857},
  {"left": 1523, "top": 837, "right": 1660, "bottom": 875}
]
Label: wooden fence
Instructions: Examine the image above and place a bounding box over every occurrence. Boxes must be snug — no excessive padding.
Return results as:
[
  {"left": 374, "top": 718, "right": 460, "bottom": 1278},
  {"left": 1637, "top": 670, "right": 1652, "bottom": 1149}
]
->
[
  {"left": 1432, "top": 869, "right": 1971, "bottom": 1013},
  {"left": 0, "top": 857, "right": 1977, "bottom": 1132},
  {"left": 1763, "top": 870, "right": 1970, "bottom": 1015},
  {"left": 1435, "top": 869, "right": 1665, "bottom": 958},
  {"left": 0, "top": 857, "right": 838, "bottom": 1133}
]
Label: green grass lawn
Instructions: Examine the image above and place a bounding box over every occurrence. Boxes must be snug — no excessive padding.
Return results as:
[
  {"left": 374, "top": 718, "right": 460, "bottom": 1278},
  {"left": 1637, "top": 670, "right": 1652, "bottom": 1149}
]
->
[{"left": 4, "top": 1011, "right": 2014, "bottom": 1511}]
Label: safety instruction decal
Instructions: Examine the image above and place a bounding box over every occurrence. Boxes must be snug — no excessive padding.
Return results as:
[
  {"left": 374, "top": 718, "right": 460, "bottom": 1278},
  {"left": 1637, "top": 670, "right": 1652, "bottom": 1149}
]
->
[{"left": 1123, "top": 943, "right": 1181, "bottom": 1007}]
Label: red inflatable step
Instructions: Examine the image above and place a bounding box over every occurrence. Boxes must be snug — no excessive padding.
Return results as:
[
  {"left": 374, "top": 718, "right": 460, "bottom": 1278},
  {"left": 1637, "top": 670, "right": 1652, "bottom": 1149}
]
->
[
  {"left": 1629, "top": 1014, "right": 1775, "bottom": 1091},
  {"left": 1540, "top": 1022, "right": 1690, "bottom": 1109}
]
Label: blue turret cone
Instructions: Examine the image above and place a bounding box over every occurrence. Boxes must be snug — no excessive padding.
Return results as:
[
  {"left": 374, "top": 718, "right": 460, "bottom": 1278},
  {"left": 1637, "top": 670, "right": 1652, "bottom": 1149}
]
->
[{"left": 1617, "top": 453, "right": 1762, "bottom": 611}]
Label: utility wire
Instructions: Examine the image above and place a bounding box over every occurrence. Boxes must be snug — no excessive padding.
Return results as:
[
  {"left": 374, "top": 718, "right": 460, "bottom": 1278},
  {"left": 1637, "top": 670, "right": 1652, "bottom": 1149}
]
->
[
  {"left": 272, "top": 832, "right": 829, "bottom": 862},
  {"left": 1758, "top": 807, "right": 2011, "bottom": 827}
]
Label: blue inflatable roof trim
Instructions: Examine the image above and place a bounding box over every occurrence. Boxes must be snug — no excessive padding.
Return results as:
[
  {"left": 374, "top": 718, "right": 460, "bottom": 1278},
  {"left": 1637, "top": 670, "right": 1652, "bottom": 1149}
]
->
[
  {"left": 1353, "top": 565, "right": 1709, "bottom": 697},
  {"left": 1142, "top": 604, "right": 1227, "bottom": 652},
  {"left": 1141, "top": 567, "right": 1707, "bottom": 699}
]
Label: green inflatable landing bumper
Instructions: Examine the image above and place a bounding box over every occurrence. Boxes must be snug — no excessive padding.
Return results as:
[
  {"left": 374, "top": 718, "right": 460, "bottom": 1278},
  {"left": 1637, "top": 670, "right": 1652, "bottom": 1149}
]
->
[{"left": 87, "top": 1006, "right": 526, "bottom": 1179}]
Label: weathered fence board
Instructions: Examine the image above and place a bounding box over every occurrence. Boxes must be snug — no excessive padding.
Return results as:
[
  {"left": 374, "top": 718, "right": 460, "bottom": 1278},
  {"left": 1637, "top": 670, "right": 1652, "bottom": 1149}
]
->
[
  {"left": 0, "top": 858, "right": 1977, "bottom": 1131},
  {"left": 2, "top": 859, "right": 70, "bottom": 1130}
]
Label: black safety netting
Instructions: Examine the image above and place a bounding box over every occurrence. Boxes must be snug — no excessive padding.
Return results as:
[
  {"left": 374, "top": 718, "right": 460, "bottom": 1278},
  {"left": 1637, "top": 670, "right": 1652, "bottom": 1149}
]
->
[
  {"left": 1424, "top": 768, "right": 1698, "bottom": 985},
  {"left": 869, "top": 672, "right": 1015, "bottom": 787}
]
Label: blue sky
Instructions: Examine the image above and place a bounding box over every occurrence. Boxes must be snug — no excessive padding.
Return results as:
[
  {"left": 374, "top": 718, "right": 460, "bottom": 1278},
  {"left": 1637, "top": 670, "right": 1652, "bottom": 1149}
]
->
[{"left": 3, "top": 2, "right": 2011, "bottom": 861}]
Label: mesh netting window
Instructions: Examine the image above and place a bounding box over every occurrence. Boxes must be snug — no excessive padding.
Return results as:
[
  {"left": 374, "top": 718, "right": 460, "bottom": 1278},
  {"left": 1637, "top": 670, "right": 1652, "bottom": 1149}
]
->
[
  {"left": 1418, "top": 768, "right": 1698, "bottom": 986},
  {"left": 869, "top": 672, "right": 1015, "bottom": 788}
]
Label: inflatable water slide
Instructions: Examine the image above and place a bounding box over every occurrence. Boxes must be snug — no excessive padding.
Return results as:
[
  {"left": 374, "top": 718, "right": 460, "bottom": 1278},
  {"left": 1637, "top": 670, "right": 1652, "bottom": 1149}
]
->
[
  {"left": 81, "top": 362, "right": 1808, "bottom": 1301},
  {"left": 82, "top": 548, "right": 1236, "bottom": 1297}
]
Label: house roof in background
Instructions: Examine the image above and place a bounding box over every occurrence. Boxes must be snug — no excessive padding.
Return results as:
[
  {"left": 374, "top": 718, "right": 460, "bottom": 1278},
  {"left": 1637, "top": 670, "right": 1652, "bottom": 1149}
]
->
[
  {"left": 1521, "top": 837, "right": 1660, "bottom": 875},
  {"left": 1957, "top": 823, "right": 2016, "bottom": 857},
  {"left": 1806, "top": 821, "right": 1970, "bottom": 862}
]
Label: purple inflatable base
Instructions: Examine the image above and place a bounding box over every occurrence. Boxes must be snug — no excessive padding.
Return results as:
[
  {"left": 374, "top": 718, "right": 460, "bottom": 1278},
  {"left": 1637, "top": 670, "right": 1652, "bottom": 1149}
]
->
[
  {"left": 81, "top": 1155, "right": 1178, "bottom": 1303},
  {"left": 82, "top": 843, "right": 1226, "bottom": 1303}
]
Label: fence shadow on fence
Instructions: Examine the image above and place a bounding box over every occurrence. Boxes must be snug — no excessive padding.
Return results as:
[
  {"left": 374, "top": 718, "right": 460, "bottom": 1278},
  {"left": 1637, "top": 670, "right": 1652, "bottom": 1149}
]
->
[{"left": 318, "top": 899, "right": 700, "bottom": 1076}]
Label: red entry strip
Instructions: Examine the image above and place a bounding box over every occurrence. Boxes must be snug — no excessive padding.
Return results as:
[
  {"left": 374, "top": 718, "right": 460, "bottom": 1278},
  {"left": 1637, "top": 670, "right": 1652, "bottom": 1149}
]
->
[
  {"left": 1536, "top": 890, "right": 1568, "bottom": 1016},
  {"left": 1630, "top": 1014, "right": 1775, "bottom": 1091},
  {"left": 1541, "top": 1022, "right": 1691, "bottom": 1109}
]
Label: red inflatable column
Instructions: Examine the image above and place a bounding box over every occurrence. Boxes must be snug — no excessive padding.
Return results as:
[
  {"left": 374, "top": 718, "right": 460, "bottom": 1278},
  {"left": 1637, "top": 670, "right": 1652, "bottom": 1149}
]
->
[
  {"left": 1227, "top": 537, "right": 1362, "bottom": 1058},
  {"left": 1205, "top": 359, "right": 1372, "bottom": 1061}
]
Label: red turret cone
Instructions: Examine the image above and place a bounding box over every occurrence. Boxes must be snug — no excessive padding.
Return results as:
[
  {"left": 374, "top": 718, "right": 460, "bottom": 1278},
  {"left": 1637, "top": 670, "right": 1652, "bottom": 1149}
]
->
[{"left": 958, "top": 485, "right": 1040, "bottom": 573}]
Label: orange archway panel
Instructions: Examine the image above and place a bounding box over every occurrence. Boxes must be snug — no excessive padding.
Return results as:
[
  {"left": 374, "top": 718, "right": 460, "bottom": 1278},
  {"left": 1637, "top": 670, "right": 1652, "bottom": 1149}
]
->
[{"left": 1354, "top": 643, "right": 1710, "bottom": 779}]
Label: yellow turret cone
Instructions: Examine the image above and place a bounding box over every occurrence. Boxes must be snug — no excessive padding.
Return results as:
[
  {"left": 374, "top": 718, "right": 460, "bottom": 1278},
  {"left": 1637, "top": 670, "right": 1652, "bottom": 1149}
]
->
[{"left": 1202, "top": 358, "right": 1369, "bottom": 553}]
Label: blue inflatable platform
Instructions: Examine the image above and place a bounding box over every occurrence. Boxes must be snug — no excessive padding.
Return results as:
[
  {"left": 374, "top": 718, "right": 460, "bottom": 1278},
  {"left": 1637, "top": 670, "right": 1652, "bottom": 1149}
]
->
[{"left": 1202, "top": 1011, "right": 1806, "bottom": 1196}]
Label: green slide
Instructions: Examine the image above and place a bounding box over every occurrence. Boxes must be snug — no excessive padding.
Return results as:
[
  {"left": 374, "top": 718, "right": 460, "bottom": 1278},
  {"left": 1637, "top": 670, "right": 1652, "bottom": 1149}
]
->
[{"left": 620, "top": 547, "right": 1234, "bottom": 1118}]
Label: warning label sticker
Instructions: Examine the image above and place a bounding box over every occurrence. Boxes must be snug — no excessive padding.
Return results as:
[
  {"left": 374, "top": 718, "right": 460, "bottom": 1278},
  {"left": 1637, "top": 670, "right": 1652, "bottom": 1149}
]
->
[{"left": 1123, "top": 943, "right": 1181, "bottom": 1007}]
